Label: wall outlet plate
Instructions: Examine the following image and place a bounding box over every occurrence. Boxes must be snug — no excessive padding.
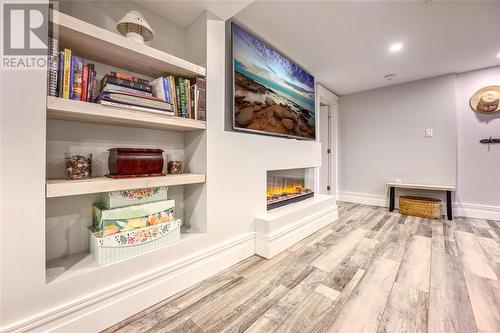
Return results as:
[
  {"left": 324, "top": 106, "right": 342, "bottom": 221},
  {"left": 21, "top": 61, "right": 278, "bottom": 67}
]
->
[{"left": 425, "top": 128, "right": 433, "bottom": 138}]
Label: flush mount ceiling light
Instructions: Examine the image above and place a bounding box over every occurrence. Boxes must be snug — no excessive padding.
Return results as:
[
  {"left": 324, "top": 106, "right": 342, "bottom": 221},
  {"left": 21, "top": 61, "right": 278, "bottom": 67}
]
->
[
  {"left": 116, "top": 10, "right": 155, "bottom": 43},
  {"left": 384, "top": 74, "right": 396, "bottom": 81},
  {"left": 389, "top": 43, "right": 403, "bottom": 53}
]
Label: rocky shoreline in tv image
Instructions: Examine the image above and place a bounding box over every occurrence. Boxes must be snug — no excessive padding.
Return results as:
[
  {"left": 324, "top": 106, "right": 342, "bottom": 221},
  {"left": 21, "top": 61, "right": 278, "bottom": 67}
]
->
[{"left": 234, "top": 72, "right": 315, "bottom": 139}]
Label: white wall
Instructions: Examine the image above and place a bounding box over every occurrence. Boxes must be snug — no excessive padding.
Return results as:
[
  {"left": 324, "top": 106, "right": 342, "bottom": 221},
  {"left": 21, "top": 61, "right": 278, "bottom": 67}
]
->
[
  {"left": 338, "top": 67, "right": 500, "bottom": 219},
  {"left": 456, "top": 66, "right": 500, "bottom": 213},
  {"left": 338, "top": 74, "right": 457, "bottom": 202},
  {"left": 58, "top": 0, "right": 187, "bottom": 59}
]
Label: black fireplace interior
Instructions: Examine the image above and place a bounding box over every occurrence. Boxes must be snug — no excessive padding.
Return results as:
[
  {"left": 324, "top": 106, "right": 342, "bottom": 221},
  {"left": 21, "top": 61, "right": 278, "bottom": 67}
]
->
[{"left": 267, "top": 168, "right": 314, "bottom": 210}]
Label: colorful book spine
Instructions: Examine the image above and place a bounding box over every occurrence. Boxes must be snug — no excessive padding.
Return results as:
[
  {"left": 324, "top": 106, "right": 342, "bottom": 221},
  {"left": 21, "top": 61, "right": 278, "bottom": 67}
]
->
[
  {"left": 151, "top": 77, "right": 167, "bottom": 101},
  {"left": 57, "top": 51, "right": 64, "bottom": 97},
  {"left": 101, "top": 75, "right": 152, "bottom": 93},
  {"left": 81, "top": 65, "right": 89, "bottom": 101},
  {"left": 69, "top": 56, "right": 75, "bottom": 99},
  {"left": 178, "top": 77, "right": 186, "bottom": 118},
  {"left": 102, "top": 84, "right": 153, "bottom": 96},
  {"left": 169, "top": 76, "right": 178, "bottom": 116},
  {"left": 175, "top": 79, "right": 181, "bottom": 117},
  {"left": 62, "top": 49, "right": 72, "bottom": 99},
  {"left": 46, "top": 37, "right": 59, "bottom": 97},
  {"left": 88, "top": 69, "right": 97, "bottom": 102},
  {"left": 86, "top": 64, "right": 95, "bottom": 102},
  {"left": 194, "top": 77, "right": 206, "bottom": 121},
  {"left": 162, "top": 77, "right": 172, "bottom": 103},
  {"left": 185, "top": 79, "right": 191, "bottom": 119},
  {"left": 72, "top": 56, "right": 83, "bottom": 100}
]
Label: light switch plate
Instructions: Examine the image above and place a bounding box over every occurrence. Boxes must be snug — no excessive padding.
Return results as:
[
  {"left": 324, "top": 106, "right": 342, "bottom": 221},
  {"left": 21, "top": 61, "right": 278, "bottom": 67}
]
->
[{"left": 425, "top": 128, "right": 433, "bottom": 138}]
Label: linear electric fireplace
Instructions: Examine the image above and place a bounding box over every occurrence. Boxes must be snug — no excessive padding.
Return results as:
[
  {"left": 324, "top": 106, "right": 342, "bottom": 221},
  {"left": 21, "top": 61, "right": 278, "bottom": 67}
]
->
[{"left": 267, "top": 168, "right": 314, "bottom": 210}]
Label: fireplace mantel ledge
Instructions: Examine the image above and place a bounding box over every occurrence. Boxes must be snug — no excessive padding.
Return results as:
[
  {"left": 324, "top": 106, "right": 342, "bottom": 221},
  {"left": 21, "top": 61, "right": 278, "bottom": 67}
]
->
[{"left": 254, "top": 194, "right": 338, "bottom": 259}]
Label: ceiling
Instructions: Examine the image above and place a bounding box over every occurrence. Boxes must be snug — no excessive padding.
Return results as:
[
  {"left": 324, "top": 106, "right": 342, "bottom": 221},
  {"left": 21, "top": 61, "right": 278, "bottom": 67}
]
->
[
  {"left": 234, "top": 1, "right": 500, "bottom": 95},
  {"left": 133, "top": 0, "right": 252, "bottom": 28}
]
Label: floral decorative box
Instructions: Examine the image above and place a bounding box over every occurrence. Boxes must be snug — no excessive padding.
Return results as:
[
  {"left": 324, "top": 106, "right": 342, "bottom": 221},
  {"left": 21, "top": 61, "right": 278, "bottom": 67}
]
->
[
  {"left": 92, "top": 200, "right": 175, "bottom": 236},
  {"left": 89, "top": 219, "right": 181, "bottom": 265},
  {"left": 101, "top": 186, "right": 168, "bottom": 209}
]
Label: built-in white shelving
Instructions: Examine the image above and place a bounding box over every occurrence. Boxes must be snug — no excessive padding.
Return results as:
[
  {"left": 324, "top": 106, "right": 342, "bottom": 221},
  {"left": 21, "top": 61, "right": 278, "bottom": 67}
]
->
[
  {"left": 47, "top": 97, "right": 207, "bottom": 131},
  {"left": 45, "top": 8, "right": 208, "bottom": 281},
  {"left": 47, "top": 174, "right": 206, "bottom": 198},
  {"left": 50, "top": 9, "right": 206, "bottom": 78}
]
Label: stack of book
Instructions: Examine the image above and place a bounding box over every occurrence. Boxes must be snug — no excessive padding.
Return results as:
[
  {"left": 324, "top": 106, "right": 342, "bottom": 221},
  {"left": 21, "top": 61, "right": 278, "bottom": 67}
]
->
[
  {"left": 46, "top": 41, "right": 206, "bottom": 120},
  {"left": 151, "top": 76, "right": 206, "bottom": 120},
  {"left": 51, "top": 48, "right": 98, "bottom": 102},
  {"left": 95, "top": 72, "right": 173, "bottom": 115}
]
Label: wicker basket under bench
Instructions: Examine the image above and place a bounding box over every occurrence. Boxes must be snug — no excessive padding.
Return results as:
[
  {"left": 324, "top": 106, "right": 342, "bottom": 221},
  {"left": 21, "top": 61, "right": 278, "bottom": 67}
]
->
[
  {"left": 387, "top": 182, "right": 456, "bottom": 220},
  {"left": 399, "top": 196, "right": 442, "bottom": 219}
]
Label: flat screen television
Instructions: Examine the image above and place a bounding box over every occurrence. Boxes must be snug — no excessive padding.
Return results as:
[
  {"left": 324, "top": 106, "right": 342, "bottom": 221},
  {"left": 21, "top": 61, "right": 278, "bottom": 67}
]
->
[{"left": 232, "top": 23, "right": 316, "bottom": 140}]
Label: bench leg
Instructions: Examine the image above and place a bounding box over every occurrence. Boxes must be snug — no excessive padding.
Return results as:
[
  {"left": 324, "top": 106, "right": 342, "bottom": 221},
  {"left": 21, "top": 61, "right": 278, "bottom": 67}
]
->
[
  {"left": 389, "top": 187, "right": 395, "bottom": 212},
  {"left": 446, "top": 191, "right": 452, "bottom": 220}
]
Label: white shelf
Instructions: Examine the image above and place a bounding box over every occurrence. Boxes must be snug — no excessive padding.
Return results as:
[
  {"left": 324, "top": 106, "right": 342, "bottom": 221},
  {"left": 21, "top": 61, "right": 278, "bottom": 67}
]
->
[
  {"left": 50, "top": 9, "right": 206, "bottom": 78},
  {"left": 47, "top": 97, "right": 206, "bottom": 131},
  {"left": 46, "top": 173, "right": 206, "bottom": 198},
  {"left": 46, "top": 232, "right": 205, "bottom": 283}
]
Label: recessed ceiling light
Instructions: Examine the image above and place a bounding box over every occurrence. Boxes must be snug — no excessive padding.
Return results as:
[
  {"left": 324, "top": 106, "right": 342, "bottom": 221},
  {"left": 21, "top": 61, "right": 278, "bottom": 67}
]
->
[
  {"left": 497, "top": 52, "right": 500, "bottom": 58},
  {"left": 389, "top": 43, "right": 403, "bottom": 53},
  {"left": 384, "top": 74, "right": 396, "bottom": 80}
]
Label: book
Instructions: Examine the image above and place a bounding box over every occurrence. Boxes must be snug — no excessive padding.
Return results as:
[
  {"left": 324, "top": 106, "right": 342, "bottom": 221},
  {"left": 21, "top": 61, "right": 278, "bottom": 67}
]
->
[
  {"left": 169, "top": 76, "right": 178, "bottom": 116},
  {"left": 72, "top": 56, "right": 83, "bottom": 100},
  {"left": 109, "top": 71, "right": 149, "bottom": 85},
  {"left": 191, "top": 77, "right": 206, "bottom": 120},
  {"left": 185, "top": 79, "right": 191, "bottom": 119},
  {"left": 109, "top": 71, "right": 134, "bottom": 81},
  {"left": 81, "top": 65, "right": 89, "bottom": 101},
  {"left": 86, "top": 64, "right": 95, "bottom": 102},
  {"left": 101, "top": 83, "right": 153, "bottom": 97},
  {"left": 62, "top": 49, "right": 72, "bottom": 99},
  {"left": 178, "top": 77, "right": 186, "bottom": 118},
  {"left": 191, "top": 84, "right": 198, "bottom": 120},
  {"left": 95, "top": 91, "right": 172, "bottom": 111},
  {"left": 162, "top": 77, "right": 171, "bottom": 103},
  {"left": 57, "top": 52, "right": 64, "bottom": 97},
  {"left": 69, "top": 56, "right": 75, "bottom": 99},
  {"left": 47, "top": 37, "right": 59, "bottom": 96},
  {"left": 101, "top": 75, "right": 152, "bottom": 93},
  {"left": 151, "top": 77, "right": 167, "bottom": 101},
  {"left": 99, "top": 100, "right": 175, "bottom": 116}
]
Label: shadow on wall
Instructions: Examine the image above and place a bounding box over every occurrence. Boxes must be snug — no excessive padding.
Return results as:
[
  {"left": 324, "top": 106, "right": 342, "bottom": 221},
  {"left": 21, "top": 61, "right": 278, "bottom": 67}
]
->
[{"left": 475, "top": 111, "right": 500, "bottom": 123}]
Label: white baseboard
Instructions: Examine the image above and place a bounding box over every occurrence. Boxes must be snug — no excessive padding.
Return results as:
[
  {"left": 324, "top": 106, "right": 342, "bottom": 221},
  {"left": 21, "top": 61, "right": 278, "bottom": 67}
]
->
[
  {"left": 338, "top": 191, "right": 500, "bottom": 221},
  {"left": 255, "top": 206, "right": 338, "bottom": 259},
  {"left": 337, "top": 191, "right": 387, "bottom": 207},
  {"left": 2, "top": 234, "right": 255, "bottom": 333},
  {"left": 453, "top": 202, "right": 500, "bottom": 220}
]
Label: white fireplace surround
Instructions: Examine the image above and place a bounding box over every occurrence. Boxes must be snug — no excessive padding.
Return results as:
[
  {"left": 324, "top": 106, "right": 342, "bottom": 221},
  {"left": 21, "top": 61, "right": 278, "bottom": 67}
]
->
[{"left": 255, "top": 194, "right": 338, "bottom": 258}]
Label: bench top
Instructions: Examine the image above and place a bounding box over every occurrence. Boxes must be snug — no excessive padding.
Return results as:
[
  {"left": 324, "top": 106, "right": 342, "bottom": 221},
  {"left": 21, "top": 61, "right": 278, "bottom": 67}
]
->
[{"left": 387, "top": 182, "right": 456, "bottom": 191}]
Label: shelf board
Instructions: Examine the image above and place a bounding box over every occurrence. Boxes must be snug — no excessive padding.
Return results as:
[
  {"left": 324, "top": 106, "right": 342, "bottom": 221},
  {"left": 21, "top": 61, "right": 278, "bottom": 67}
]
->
[
  {"left": 50, "top": 9, "right": 206, "bottom": 78},
  {"left": 46, "top": 232, "right": 205, "bottom": 283},
  {"left": 47, "top": 173, "right": 206, "bottom": 198},
  {"left": 47, "top": 97, "right": 206, "bottom": 131}
]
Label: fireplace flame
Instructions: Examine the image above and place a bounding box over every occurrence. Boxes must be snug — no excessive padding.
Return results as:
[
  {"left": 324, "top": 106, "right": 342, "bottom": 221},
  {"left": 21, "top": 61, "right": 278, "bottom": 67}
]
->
[{"left": 267, "top": 183, "right": 306, "bottom": 199}]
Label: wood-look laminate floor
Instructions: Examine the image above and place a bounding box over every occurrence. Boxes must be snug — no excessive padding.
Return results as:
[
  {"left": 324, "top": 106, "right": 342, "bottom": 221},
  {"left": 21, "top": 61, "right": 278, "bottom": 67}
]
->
[{"left": 103, "top": 203, "right": 500, "bottom": 333}]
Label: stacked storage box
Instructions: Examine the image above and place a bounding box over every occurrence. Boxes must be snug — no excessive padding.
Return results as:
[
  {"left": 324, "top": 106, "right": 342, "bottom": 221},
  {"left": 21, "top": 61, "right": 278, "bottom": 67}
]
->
[{"left": 89, "top": 187, "right": 181, "bottom": 265}]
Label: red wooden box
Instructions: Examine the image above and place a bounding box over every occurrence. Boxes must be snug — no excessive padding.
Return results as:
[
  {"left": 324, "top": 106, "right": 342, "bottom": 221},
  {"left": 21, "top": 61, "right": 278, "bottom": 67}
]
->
[{"left": 107, "top": 148, "right": 164, "bottom": 178}]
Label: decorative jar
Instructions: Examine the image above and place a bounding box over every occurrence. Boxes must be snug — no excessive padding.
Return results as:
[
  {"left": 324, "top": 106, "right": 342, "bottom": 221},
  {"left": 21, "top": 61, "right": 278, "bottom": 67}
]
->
[{"left": 65, "top": 153, "right": 92, "bottom": 180}]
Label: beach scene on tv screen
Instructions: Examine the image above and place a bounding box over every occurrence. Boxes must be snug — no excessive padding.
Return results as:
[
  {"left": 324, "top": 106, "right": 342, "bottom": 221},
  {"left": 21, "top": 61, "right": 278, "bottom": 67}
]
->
[{"left": 233, "top": 24, "right": 315, "bottom": 139}]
